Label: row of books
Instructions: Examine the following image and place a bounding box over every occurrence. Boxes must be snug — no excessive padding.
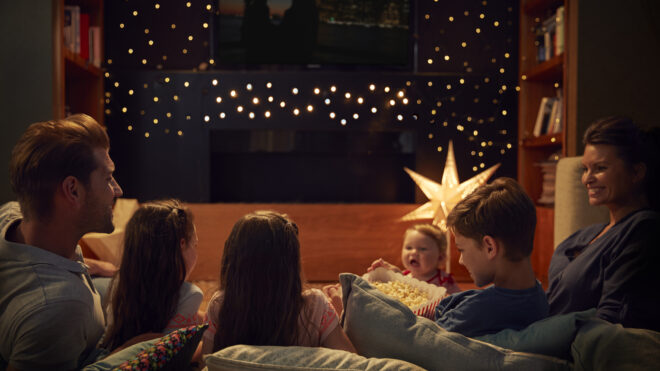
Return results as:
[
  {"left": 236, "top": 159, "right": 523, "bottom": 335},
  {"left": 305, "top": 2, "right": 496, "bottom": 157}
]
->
[
  {"left": 534, "top": 5, "right": 565, "bottom": 62},
  {"left": 533, "top": 95, "right": 563, "bottom": 137},
  {"left": 64, "top": 6, "right": 101, "bottom": 67},
  {"left": 536, "top": 151, "right": 563, "bottom": 205}
]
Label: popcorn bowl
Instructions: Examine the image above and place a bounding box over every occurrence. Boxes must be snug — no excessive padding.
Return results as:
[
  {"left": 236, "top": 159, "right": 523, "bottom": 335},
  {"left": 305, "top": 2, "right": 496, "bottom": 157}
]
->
[{"left": 363, "top": 267, "right": 448, "bottom": 319}]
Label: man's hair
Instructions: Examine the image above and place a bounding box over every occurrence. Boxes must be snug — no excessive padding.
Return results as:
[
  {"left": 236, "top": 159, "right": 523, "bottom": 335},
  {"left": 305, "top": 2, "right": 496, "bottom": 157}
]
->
[
  {"left": 9, "top": 114, "right": 109, "bottom": 220},
  {"left": 446, "top": 177, "right": 536, "bottom": 261},
  {"left": 406, "top": 224, "right": 448, "bottom": 260}
]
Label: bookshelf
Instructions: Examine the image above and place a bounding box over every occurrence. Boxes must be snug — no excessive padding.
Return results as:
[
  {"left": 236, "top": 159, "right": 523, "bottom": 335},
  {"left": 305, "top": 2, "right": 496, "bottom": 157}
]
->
[
  {"left": 53, "top": 0, "right": 105, "bottom": 125},
  {"left": 518, "top": 0, "right": 576, "bottom": 286}
]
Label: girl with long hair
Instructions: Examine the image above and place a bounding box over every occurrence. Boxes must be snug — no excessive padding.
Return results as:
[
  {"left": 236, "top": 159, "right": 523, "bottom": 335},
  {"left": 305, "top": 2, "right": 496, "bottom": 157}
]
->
[
  {"left": 201, "top": 210, "right": 355, "bottom": 353},
  {"left": 101, "top": 199, "right": 204, "bottom": 351}
]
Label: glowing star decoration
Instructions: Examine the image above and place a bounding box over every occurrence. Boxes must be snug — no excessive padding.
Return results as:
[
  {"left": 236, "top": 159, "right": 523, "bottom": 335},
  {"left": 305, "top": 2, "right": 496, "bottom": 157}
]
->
[{"left": 401, "top": 141, "right": 500, "bottom": 231}]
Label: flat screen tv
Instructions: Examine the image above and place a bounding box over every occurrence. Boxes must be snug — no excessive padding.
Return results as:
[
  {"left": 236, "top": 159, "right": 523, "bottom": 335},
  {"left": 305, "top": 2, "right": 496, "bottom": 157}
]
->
[{"left": 211, "top": 0, "right": 413, "bottom": 69}]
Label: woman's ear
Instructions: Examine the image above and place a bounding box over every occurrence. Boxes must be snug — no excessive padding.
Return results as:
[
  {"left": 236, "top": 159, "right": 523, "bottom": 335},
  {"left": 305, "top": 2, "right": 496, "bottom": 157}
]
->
[
  {"left": 482, "top": 236, "right": 499, "bottom": 260},
  {"left": 632, "top": 162, "right": 647, "bottom": 184},
  {"left": 180, "top": 237, "right": 187, "bottom": 250}
]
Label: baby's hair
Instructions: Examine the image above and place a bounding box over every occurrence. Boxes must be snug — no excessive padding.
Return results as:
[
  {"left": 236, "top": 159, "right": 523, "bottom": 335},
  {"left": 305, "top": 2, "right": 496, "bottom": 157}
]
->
[{"left": 406, "top": 223, "right": 448, "bottom": 260}]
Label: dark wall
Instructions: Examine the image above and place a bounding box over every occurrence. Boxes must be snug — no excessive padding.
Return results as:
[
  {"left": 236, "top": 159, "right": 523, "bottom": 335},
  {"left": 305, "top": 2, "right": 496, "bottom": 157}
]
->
[
  {"left": 0, "top": 1, "right": 55, "bottom": 203},
  {"left": 575, "top": 0, "right": 660, "bottom": 153},
  {"left": 104, "top": 0, "right": 519, "bottom": 202}
]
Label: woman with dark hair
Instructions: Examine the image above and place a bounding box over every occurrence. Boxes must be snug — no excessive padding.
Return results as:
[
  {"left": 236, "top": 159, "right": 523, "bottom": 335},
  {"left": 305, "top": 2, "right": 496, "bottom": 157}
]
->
[
  {"left": 547, "top": 116, "right": 660, "bottom": 331},
  {"left": 101, "top": 199, "right": 203, "bottom": 351},
  {"left": 201, "top": 211, "right": 355, "bottom": 354}
]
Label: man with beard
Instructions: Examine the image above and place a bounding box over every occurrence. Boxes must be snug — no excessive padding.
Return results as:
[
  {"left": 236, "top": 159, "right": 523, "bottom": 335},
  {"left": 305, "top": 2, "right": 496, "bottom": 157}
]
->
[{"left": 0, "top": 114, "right": 123, "bottom": 370}]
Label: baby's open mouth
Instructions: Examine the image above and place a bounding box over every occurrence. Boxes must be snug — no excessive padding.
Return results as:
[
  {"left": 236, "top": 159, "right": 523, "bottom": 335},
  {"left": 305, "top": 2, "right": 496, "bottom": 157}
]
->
[{"left": 409, "top": 259, "right": 420, "bottom": 267}]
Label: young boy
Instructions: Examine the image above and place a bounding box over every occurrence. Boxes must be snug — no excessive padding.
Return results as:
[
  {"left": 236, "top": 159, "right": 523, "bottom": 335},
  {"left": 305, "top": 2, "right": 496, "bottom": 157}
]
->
[{"left": 434, "top": 177, "right": 548, "bottom": 338}]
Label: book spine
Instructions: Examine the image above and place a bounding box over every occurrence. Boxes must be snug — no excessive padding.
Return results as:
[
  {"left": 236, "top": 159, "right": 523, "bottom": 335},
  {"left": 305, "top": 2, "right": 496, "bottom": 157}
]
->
[
  {"left": 89, "top": 27, "right": 102, "bottom": 67},
  {"left": 80, "top": 13, "right": 90, "bottom": 60},
  {"left": 555, "top": 6, "right": 565, "bottom": 55}
]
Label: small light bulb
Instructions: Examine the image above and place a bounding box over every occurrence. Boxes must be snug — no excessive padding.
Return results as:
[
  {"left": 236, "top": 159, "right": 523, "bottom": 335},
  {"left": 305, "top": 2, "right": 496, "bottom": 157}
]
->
[
  {"left": 246, "top": 83, "right": 253, "bottom": 90},
  {"left": 340, "top": 119, "right": 347, "bottom": 126},
  {"left": 292, "top": 87, "right": 299, "bottom": 95},
  {"left": 371, "top": 107, "right": 377, "bottom": 113},
  {"left": 230, "top": 90, "right": 237, "bottom": 97},
  {"left": 237, "top": 106, "right": 244, "bottom": 112},
  {"left": 329, "top": 112, "right": 336, "bottom": 119},
  {"left": 369, "top": 84, "right": 375, "bottom": 91},
  {"left": 293, "top": 108, "right": 300, "bottom": 115},
  {"left": 184, "top": 81, "right": 190, "bottom": 87},
  {"left": 212, "top": 79, "right": 218, "bottom": 86},
  {"left": 307, "top": 105, "right": 314, "bottom": 112},
  {"left": 252, "top": 97, "right": 259, "bottom": 104},
  {"left": 344, "top": 92, "right": 351, "bottom": 99},
  {"left": 353, "top": 113, "right": 359, "bottom": 119},
  {"left": 314, "top": 87, "right": 320, "bottom": 94},
  {"left": 216, "top": 97, "right": 222, "bottom": 103},
  {"left": 265, "top": 111, "right": 271, "bottom": 118},
  {"left": 204, "top": 115, "right": 210, "bottom": 122},
  {"left": 324, "top": 98, "right": 331, "bottom": 105}
]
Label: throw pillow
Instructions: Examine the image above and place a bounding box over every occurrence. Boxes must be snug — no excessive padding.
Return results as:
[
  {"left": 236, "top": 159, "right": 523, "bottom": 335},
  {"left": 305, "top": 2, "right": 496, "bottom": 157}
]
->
[
  {"left": 204, "top": 344, "right": 425, "bottom": 371},
  {"left": 339, "top": 273, "right": 572, "bottom": 371},
  {"left": 571, "top": 317, "right": 660, "bottom": 371},
  {"left": 475, "top": 309, "right": 596, "bottom": 360},
  {"left": 83, "top": 324, "right": 207, "bottom": 371}
]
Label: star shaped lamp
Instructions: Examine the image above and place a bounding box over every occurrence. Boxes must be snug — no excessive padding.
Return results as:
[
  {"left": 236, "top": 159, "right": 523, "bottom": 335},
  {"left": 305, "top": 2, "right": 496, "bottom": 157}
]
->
[{"left": 401, "top": 141, "right": 500, "bottom": 231}]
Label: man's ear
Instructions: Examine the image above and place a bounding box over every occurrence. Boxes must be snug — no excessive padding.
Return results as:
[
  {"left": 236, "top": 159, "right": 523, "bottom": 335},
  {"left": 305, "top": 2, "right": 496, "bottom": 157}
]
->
[
  {"left": 60, "top": 175, "right": 84, "bottom": 206},
  {"left": 482, "top": 235, "right": 499, "bottom": 260}
]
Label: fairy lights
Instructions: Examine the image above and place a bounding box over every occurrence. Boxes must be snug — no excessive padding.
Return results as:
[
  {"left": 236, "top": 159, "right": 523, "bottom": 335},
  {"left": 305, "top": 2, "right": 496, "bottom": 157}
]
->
[{"left": 105, "top": 0, "right": 517, "bottom": 173}]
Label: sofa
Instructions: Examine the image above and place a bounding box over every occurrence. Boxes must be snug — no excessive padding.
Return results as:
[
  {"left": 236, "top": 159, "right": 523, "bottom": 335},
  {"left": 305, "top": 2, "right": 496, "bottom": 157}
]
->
[
  {"left": 83, "top": 272, "right": 660, "bottom": 371},
  {"left": 81, "top": 157, "right": 660, "bottom": 370}
]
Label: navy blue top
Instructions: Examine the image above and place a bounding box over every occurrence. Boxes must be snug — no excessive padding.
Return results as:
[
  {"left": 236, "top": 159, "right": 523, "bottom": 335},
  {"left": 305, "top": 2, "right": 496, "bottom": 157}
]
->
[
  {"left": 547, "top": 209, "right": 660, "bottom": 331},
  {"left": 434, "top": 281, "right": 548, "bottom": 338}
]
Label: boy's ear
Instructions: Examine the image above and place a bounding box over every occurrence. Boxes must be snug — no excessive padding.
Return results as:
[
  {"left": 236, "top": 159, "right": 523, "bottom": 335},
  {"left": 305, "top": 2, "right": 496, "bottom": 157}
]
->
[{"left": 482, "top": 236, "right": 499, "bottom": 260}]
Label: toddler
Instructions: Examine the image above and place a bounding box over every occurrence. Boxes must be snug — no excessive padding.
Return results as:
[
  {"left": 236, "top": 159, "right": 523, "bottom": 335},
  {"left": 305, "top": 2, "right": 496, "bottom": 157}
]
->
[{"left": 369, "top": 224, "right": 460, "bottom": 294}]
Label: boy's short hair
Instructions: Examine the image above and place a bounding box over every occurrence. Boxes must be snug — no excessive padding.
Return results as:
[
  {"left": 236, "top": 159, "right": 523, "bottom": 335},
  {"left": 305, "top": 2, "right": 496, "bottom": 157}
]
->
[
  {"left": 406, "top": 224, "right": 447, "bottom": 260},
  {"left": 9, "top": 114, "right": 109, "bottom": 221},
  {"left": 446, "top": 177, "right": 536, "bottom": 261}
]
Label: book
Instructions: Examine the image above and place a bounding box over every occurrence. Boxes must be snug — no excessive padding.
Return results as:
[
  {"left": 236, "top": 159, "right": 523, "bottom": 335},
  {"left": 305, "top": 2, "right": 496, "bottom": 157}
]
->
[
  {"left": 555, "top": 6, "right": 565, "bottom": 56},
  {"left": 533, "top": 97, "right": 555, "bottom": 137},
  {"left": 89, "top": 26, "right": 101, "bottom": 67},
  {"left": 80, "top": 13, "right": 90, "bottom": 60},
  {"left": 547, "top": 98, "right": 561, "bottom": 134},
  {"left": 64, "top": 5, "right": 81, "bottom": 53},
  {"left": 542, "top": 15, "right": 556, "bottom": 61}
]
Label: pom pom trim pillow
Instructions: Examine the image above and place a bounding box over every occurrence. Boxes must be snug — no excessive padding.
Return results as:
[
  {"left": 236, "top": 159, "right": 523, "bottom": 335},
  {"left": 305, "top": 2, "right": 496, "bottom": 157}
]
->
[{"left": 112, "top": 323, "right": 207, "bottom": 371}]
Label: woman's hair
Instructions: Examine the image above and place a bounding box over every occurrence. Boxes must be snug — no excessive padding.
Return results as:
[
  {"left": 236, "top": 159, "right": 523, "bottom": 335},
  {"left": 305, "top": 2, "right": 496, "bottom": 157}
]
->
[
  {"left": 213, "top": 210, "right": 306, "bottom": 351},
  {"left": 102, "top": 199, "right": 194, "bottom": 350},
  {"left": 406, "top": 224, "right": 448, "bottom": 261},
  {"left": 583, "top": 116, "right": 660, "bottom": 210}
]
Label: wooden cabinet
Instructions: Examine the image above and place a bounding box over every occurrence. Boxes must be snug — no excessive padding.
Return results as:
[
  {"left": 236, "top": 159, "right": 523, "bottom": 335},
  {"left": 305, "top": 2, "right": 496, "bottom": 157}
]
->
[
  {"left": 53, "top": 0, "right": 104, "bottom": 124},
  {"left": 518, "top": 0, "right": 575, "bottom": 285}
]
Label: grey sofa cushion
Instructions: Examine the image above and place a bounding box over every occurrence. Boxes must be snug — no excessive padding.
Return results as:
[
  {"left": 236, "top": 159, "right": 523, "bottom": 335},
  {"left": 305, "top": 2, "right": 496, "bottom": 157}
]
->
[
  {"left": 339, "top": 273, "right": 572, "bottom": 371},
  {"left": 204, "top": 345, "right": 424, "bottom": 371}
]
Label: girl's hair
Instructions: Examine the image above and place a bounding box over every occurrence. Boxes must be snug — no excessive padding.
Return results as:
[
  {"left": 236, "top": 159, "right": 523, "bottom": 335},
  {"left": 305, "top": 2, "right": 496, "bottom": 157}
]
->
[
  {"left": 213, "top": 210, "right": 306, "bottom": 351},
  {"left": 406, "top": 224, "right": 448, "bottom": 260},
  {"left": 583, "top": 116, "right": 660, "bottom": 210},
  {"left": 102, "top": 199, "right": 194, "bottom": 350}
]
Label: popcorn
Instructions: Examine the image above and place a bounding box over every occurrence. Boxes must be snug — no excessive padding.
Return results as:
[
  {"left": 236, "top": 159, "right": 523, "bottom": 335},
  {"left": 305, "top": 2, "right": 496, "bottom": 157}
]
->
[
  {"left": 371, "top": 280, "right": 430, "bottom": 308},
  {"left": 363, "top": 267, "right": 447, "bottom": 319}
]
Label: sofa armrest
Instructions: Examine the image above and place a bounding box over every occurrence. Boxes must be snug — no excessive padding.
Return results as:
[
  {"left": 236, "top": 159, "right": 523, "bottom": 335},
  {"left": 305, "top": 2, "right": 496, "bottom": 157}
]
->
[{"left": 554, "top": 157, "right": 609, "bottom": 249}]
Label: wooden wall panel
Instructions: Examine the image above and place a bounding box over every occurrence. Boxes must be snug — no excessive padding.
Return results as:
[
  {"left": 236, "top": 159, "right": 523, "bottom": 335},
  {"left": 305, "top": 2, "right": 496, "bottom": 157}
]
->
[{"left": 187, "top": 203, "right": 471, "bottom": 283}]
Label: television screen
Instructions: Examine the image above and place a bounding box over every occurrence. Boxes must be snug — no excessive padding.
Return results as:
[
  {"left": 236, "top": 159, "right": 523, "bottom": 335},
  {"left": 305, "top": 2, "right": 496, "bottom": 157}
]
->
[{"left": 212, "top": 0, "right": 412, "bottom": 68}]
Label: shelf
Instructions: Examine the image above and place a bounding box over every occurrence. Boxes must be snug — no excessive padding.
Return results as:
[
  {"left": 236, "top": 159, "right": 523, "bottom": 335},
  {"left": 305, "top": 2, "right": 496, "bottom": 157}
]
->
[
  {"left": 522, "top": 54, "right": 563, "bottom": 82},
  {"left": 522, "top": 132, "right": 563, "bottom": 148},
  {"left": 64, "top": 48, "right": 102, "bottom": 77},
  {"left": 523, "top": 0, "right": 564, "bottom": 15}
]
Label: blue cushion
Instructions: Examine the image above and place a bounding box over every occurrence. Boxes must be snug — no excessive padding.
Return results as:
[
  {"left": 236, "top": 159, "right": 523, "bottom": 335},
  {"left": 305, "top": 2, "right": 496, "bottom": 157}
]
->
[{"left": 475, "top": 309, "right": 596, "bottom": 360}]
